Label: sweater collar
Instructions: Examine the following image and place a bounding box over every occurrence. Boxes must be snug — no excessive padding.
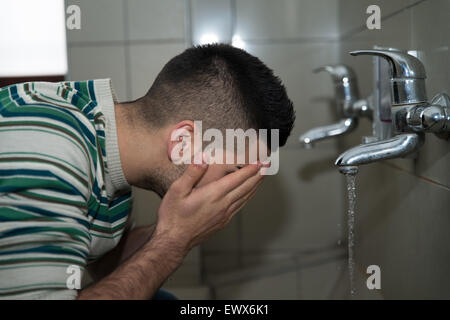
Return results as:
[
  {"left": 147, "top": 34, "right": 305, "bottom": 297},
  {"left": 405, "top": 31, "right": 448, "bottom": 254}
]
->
[{"left": 94, "top": 79, "right": 130, "bottom": 197}]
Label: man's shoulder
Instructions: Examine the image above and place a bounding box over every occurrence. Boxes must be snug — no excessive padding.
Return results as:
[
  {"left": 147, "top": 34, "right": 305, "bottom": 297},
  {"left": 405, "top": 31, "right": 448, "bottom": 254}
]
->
[
  {"left": 0, "top": 80, "right": 101, "bottom": 139},
  {"left": 0, "top": 79, "right": 100, "bottom": 113}
]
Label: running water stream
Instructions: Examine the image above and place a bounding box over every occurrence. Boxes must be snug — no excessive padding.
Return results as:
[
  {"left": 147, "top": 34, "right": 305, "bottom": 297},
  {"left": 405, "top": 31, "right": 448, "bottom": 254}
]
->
[{"left": 340, "top": 166, "right": 358, "bottom": 297}]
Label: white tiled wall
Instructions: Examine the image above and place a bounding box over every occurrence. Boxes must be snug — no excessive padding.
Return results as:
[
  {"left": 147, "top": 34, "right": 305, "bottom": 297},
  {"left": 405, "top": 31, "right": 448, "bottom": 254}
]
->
[
  {"left": 128, "top": 43, "right": 186, "bottom": 99},
  {"left": 127, "top": 0, "right": 186, "bottom": 41},
  {"left": 191, "top": 0, "right": 233, "bottom": 44},
  {"left": 67, "top": 0, "right": 448, "bottom": 300},
  {"left": 236, "top": 0, "right": 339, "bottom": 40}
]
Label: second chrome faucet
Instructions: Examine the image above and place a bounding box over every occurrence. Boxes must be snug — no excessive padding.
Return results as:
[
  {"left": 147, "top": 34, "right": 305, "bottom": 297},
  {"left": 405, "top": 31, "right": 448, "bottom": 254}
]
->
[{"left": 299, "top": 64, "right": 372, "bottom": 148}]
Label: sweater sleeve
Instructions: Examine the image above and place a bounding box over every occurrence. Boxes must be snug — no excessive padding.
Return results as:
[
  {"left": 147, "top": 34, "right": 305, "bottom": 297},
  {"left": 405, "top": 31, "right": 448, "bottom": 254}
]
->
[{"left": 0, "top": 100, "right": 93, "bottom": 299}]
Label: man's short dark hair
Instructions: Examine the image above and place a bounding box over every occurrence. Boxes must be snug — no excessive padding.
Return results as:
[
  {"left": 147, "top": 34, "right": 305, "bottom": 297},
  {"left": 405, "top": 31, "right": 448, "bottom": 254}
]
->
[{"left": 138, "top": 43, "right": 295, "bottom": 147}]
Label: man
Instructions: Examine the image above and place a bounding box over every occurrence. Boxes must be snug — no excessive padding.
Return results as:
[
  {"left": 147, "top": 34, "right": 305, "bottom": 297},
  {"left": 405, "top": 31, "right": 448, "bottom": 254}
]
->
[{"left": 0, "top": 44, "right": 295, "bottom": 299}]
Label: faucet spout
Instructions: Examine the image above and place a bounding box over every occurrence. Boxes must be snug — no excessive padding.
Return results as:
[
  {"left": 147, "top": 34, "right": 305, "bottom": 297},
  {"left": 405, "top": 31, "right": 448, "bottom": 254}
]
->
[
  {"left": 299, "top": 118, "right": 357, "bottom": 148},
  {"left": 335, "top": 133, "right": 423, "bottom": 167}
]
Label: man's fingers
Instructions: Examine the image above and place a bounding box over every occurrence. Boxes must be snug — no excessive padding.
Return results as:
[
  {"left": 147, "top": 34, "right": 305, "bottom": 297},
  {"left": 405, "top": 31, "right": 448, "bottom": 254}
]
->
[
  {"left": 226, "top": 182, "right": 260, "bottom": 220},
  {"left": 225, "top": 170, "right": 264, "bottom": 205},
  {"left": 172, "top": 153, "right": 208, "bottom": 196},
  {"left": 207, "top": 162, "right": 261, "bottom": 196}
]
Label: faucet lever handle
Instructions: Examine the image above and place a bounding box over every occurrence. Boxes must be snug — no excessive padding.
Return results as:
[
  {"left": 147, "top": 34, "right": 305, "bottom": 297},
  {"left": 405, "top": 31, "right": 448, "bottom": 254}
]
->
[
  {"left": 350, "top": 49, "right": 427, "bottom": 105},
  {"left": 350, "top": 49, "right": 426, "bottom": 79},
  {"left": 313, "top": 64, "right": 356, "bottom": 82}
]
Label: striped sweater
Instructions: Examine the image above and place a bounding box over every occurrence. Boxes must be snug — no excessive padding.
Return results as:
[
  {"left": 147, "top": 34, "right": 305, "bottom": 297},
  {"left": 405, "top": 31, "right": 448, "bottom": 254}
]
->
[{"left": 0, "top": 79, "right": 133, "bottom": 299}]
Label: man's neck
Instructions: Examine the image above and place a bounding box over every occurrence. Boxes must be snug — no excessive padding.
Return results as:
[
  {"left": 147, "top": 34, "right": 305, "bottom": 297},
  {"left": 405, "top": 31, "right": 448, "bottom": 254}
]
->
[{"left": 114, "top": 103, "right": 165, "bottom": 187}]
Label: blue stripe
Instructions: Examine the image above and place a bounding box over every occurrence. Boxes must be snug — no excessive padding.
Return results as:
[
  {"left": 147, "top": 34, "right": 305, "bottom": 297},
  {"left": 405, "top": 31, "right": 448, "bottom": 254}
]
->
[
  {"left": 88, "top": 80, "right": 96, "bottom": 102},
  {"left": 0, "top": 226, "right": 89, "bottom": 241},
  {"left": 81, "top": 101, "right": 98, "bottom": 116},
  {"left": 70, "top": 92, "right": 80, "bottom": 106},
  {"left": 13, "top": 205, "right": 90, "bottom": 229},
  {"left": 0, "top": 169, "right": 88, "bottom": 200},
  {"left": 110, "top": 192, "right": 132, "bottom": 207}
]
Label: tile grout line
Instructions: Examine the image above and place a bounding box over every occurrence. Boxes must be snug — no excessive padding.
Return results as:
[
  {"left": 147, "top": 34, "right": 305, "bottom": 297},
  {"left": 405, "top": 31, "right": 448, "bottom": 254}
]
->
[
  {"left": 230, "top": 0, "right": 237, "bottom": 42},
  {"left": 382, "top": 162, "right": 450, "bottom": 192},
  {"left": 122, "top": 0, "right": 132, "bottom": 101},
  {"left": 184, "top": 0, "right": 193, "bottom": 48}
]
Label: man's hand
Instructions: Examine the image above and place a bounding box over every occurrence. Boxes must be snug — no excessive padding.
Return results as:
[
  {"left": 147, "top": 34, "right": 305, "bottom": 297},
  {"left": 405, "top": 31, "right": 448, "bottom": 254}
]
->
[
  {"left": 78, "top": 155, "right": 264, "bottom": 299},
  {"left": 154, "top": 154, "right": 264, "bottom": 256}
]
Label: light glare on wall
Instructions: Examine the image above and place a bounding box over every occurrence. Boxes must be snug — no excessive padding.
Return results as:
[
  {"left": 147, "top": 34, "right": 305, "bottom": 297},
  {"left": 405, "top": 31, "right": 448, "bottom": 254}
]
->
[
  {"left": 0, "top": 0, "right": 68, "bottom": 77},
  {"left": 232, "top": 35, "right": 246, "bottom": 50},
  {"left": 199, "top": 33, "right": 219, "bottom": 45}
]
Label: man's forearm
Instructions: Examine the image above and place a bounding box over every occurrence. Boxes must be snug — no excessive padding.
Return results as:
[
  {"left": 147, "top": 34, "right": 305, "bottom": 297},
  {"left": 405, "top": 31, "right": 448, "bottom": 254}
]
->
[
  {"left": 77, "top": 232, "right": 185, "bottom": 300},
  {"left": 88, "top": 224, "right": 156, "bottom": 282}
]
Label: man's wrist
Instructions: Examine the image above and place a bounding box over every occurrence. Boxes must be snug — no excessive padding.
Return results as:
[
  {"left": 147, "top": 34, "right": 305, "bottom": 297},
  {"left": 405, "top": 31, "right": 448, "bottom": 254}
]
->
[{"left": 144, "top": 229, "right": 188, "bottom": 270}]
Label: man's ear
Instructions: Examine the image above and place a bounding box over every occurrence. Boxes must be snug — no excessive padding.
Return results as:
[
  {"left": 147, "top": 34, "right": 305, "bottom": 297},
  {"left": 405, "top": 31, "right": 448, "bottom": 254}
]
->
[{"left": 167, "top": 120, "right": 195, "bottom": 163}]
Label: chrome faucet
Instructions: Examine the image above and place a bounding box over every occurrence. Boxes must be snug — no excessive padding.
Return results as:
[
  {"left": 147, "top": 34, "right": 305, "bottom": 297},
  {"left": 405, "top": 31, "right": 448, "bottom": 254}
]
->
[
  {"left": 335, "top": 49, "right": 450, "bottom": 172},
  {"left": 299, "top": 65, "right": 372, "bottom": 148}
]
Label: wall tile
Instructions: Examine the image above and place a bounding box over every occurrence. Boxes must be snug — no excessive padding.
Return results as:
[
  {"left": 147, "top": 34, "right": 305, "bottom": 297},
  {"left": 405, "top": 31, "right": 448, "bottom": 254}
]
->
[
  {"left": 241, "top": 147, "right": 345, "bottom": 253},
  {"left": 127, "top": 0, "right": 186, "bottom": 41},
  {"left": 66, "top": 0, "right": 125, "bottom": 43},
  {"left": 162, "top": 285, "right": 211, "bottom": 299},
  {"left": 203, "top": 217, "right": 240, "bottom": 254},
  {"left": 236, "top": 0, "right": 339, "bottom": 40},
  {"left": 202, "top": 217, "right": 241, "bottom": 274},
  {"left": 203, "top": 253, "right": 241, "bottom": 274},
  {"left": 165, "top": 247, "right": 202, "bottom": 286},
  {"left": 355, "top": 163, "right": 450, "bottom": 298},
  {"left": 191, "top": 0, "right": 232, "bottom": 44},
  {"left": 68, "top": 45, "right": 128, "bottom": 101},
  {"left": 128, "top": 43, "right": 186, "bottom": 99},
  {"left": 298, "top": 259, "right": 346, "bottom": 299},
  {"left": 131, "top": 187, "right": 160, "bottom": 227},
  {"left": 215, "top": 271, "right": 298, "bottom": 299}
]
